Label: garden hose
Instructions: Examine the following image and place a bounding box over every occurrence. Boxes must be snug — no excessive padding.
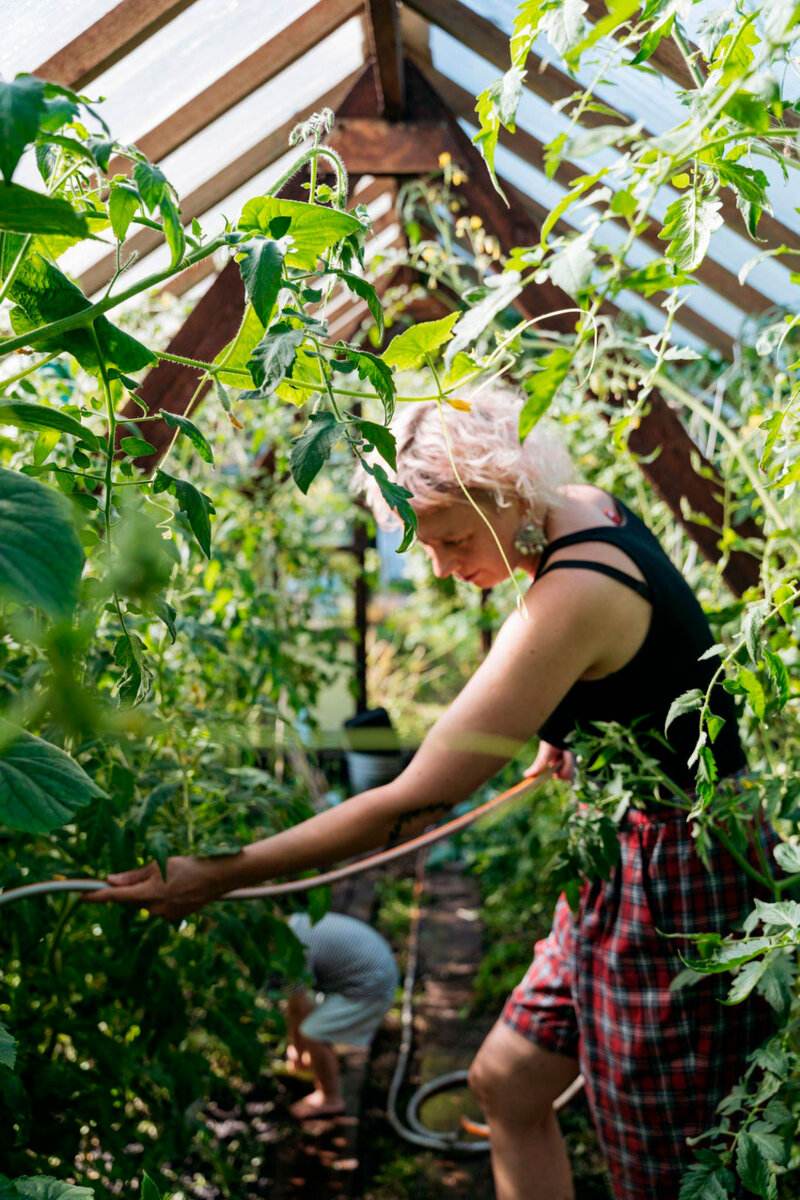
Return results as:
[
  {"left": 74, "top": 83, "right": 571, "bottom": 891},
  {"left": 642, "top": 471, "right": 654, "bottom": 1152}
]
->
[
  {"left": 0, "top": 772, "right": 550, "bottom": 909},
  {"left": 385, "top": 847, "right": 584, "bottom": 1155}
]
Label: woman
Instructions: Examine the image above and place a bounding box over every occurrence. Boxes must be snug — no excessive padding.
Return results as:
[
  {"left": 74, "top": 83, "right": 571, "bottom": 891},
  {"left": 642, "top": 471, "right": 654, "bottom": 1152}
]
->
[{"left": 91, "top": 391, "right": 774, "bottom": 1200}]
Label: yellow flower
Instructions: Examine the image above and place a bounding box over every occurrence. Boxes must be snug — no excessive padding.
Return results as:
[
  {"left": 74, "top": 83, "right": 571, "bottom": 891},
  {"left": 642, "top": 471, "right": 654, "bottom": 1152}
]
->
[
  {"left": 452, "top": 170, "right": 466, "bottom": 185},
  {"left": 470, "top": 215, "right": 482, "bottom": 230},
  {"left": 438, "top": 151, "right": 452, "bottom": 167},
  {"left": 446, "top": 397, "right": 472, "bottom": 411},
  {"left": 422, "top": 246, "right": 436, "bottom": 262}
]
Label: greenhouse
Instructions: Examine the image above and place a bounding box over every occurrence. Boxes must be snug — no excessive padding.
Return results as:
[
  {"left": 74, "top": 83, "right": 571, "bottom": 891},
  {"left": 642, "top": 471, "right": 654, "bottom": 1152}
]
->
[{"left": 1, "top": 1, "right": 799, "bottom": 1197}]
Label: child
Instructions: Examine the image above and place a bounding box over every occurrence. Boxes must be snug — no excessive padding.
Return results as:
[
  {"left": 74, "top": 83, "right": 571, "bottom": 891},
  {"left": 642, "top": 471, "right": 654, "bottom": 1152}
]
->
[{"left": 284, "top": 911, "right": 399, "bottom": 1119}]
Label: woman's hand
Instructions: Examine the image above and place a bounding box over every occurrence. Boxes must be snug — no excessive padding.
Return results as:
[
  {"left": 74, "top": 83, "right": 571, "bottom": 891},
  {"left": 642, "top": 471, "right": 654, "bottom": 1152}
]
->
[
  {"left": 84, "top": 853, "right": 239, "bottom": 922},
  {"left": 524, "top": 740, "right": 574, "bottom": 782}
]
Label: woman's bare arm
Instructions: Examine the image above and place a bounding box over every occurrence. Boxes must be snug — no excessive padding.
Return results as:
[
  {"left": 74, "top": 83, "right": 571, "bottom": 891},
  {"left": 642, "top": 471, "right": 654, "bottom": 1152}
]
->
[{"left": 88, "top": 571, "right": 611, "bottom": 919}]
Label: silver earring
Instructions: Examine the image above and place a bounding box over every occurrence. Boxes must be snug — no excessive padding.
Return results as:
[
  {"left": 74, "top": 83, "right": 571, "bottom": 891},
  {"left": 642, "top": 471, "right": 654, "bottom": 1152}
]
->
[{"left": 514, "top": 523, "right": 548, "bottom": 556}]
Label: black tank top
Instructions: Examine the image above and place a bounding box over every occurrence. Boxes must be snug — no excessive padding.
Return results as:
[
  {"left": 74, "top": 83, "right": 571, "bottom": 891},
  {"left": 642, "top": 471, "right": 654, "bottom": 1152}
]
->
[{"left": 536, "top": 496, "right": 746, "bottom": 790}]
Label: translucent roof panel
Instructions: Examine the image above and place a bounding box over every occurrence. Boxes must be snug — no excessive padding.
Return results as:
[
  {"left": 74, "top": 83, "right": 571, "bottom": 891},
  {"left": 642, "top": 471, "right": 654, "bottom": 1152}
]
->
[
  {"left": 430, "top": 26, "right": 799, "bottom": 318},
  {"left": 0, "top": 0, "right": 119, "bottom": 77},
  {"left": 80, "top": 0, "right": 323, "bottom": 147},
  {"left": 56, "top": 18, "right": 366, "bottom": 282}
]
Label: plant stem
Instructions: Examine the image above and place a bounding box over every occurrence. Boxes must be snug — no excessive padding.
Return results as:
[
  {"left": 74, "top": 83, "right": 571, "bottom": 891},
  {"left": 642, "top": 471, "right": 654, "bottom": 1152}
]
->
[{"left": 0, "top": 351, "right": 59, "bottom": 388}]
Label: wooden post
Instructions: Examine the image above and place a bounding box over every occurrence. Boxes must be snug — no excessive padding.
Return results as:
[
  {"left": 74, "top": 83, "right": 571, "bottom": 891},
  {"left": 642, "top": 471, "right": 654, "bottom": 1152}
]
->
[{"left": 365, "top": 0, "right": 406, "bottom": 118}]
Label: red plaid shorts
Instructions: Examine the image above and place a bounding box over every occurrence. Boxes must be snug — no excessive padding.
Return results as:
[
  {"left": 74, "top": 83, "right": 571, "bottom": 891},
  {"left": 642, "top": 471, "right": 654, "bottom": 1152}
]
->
[{"left": 502, "top": 806, "right": 778, "bottom": 1200}]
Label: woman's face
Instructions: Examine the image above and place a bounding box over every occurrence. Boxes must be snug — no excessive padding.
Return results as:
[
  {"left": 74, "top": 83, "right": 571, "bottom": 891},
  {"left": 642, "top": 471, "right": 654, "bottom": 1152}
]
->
[{"left": 415, "top": 497, "right": 529, "bottom": 588}]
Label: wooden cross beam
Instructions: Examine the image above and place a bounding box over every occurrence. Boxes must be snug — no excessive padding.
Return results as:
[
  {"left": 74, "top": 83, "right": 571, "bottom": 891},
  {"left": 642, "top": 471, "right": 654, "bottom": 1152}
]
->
[
  {"left": 401, "top": 61, "right": 760, "bottom": 594},
  {"left": 364, "top": 0, "right": 406, "bottom": 118},
  {"left": 34, "top": 0, "right": 200, "bottom": 90}
]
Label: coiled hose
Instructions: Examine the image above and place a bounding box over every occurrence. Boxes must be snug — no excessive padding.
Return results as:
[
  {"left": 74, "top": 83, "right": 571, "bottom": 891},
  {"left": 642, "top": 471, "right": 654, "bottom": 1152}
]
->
[{"left": 385, "top": 848, "right": 583, "bottom": 1154}]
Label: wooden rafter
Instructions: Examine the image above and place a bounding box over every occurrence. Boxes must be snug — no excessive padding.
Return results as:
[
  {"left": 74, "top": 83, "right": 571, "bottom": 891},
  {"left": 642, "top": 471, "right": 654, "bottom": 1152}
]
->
[
  {"left": 34, "top": 0, "right": 200, "bottom": 90},
  {"left": 403, "top": 61, "right": 760, "bottom": 594},
  {"left": 364, "top": 0, "right": 406, "bottom": 118},
  {"left": 403, "top": 0, "right": 800, "bottom": 257},
  {"left": 105, "top": 0, "right": 362, "bottom": 177},
  {"left": 118, "top": 260, "right": 245, "bottom": 469},
  {"left": 419, "top": 63, "right": 776, "bottom": 324},
  {"left": 79, "top": 70, "right": 363, "bottom": 296},
  {"left": 326, "top": 116, "right": 459, "bottom": 173}
]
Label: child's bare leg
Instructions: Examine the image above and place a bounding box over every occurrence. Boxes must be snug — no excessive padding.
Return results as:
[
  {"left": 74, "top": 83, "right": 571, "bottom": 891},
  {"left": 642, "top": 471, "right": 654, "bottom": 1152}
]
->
[{"left": 286, "top": 990, "right": 344, "bottom": 1118}]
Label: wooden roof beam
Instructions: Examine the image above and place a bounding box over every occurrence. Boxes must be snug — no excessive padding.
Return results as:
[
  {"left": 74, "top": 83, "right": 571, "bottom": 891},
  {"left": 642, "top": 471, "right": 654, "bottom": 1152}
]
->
[
  {"left": 403, "top": 0, "right": 800, "bottom": 256},
  {"left": 78, "top": 69, "right": 363, "bottom": 296},
  {"left": 364, "top": 0, "right": 406, "bottom": 118},
  {"left": 106, "top": 0, "right": 362, "bottom": 177},
  {"left": 34, "top": 0, "right": 201, "bottom": 90}
]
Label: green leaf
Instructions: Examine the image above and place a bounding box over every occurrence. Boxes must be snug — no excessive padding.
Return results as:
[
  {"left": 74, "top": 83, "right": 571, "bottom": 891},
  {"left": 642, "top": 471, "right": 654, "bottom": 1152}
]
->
[
  {"left": 368, "top": 462, "right": 417, "bottom": 551},
  {"left": 161, "top": 410, "right": 214, "bottom": 464},
  {"left": 618, "top": 261, "right": 696, "bottom": 298},
  {"left": 141, "top": 1172, "right": 162, "bottom": 1200},
  {"left": 664, "top": 688, "right": 704, "bottom": 736},
  {"left": 0, "top": 466, "right": 83, "bottom": 618},
  {"left": 146, "top": 831, "right": 171, "bottom": 882},
  {"left": 134, "top": 161, "right": 167, "bottom": 213},
  {"left": 540, "top": 171, "right": 605, "bottom": 247},
  {"left": 0, "top": 400, "right": 98, "bottom": 448},
  {"left": 564, "top": 0, "right": 640, "bottom": 66},
  {"left": 679, "top": 1162, "right": 737, "bottom": 1200},
  {"left": 631, "top": 13, "right": 674, "bottom": 64},
  {"left": 290, "top": 411, "right": 341, "bottom": 493},
  {"left": 736, "top": 1130, "right": 776, "bottom": 1199},
  {"left": 541, "top": 0, "right": 588, "bottom": 55},
  {"left": 659, "top": 193, "right": 724, "bottom": 272},
  {"left": 519, "top": 347, "right": 573, "bottom": 438},
  {"left": 237, "top": 237, "right": 284, "bottom": 326},
  {"left": 0, "top": 1022, "right": 16, "bottom": 1070},
  {"left": 736, "top": 666, "right": 766, "bottom": 720},
  {"left": 773, "top": 840, "right": 800, "bottom": 874},
  {"left": 742, "top": 601, "right": 768, "bottom": 664},
  {"left": 0, "top": 720, "right": 105, "bottom": 834},
  {"left": 510, "top": 0, "right": 547, "bottom": 67},
  {"left": 351, "top": 417, "right": 396, "bottom": 470},
  {"left": 108, "top": 182, "right": 140, "bottom": 242},
  {"left": 548, "top": 231, "right": 595, "bottom": 297},
  {"left": 339, "top": 346, "right": 396, "bottom": 421},
  {"left": 5, "top": 250, "right": 155, "bottom": 376},
  {"left": 763, "top": 648, "right": 789, "bottom": 708},
  {"left": 472, "top": 69, "right": 525, "bottom": 200},
  {"left": 447, "top": 275, "right": 521, "bottom": 362},
  {"left": 239, "top": 197, "right": 362, "bottom": 269},
  {"left": 753, "top": 897, "right": 800, "bottom": 929},
  {"left": 330, "top": 270, "right": 384, "bottom": 335},
  {"left": 756, "top": 951, "right": 794, "bottom": 1015},
  {"left": 724, "top": 956, "right": 767, "bottom": 1004},
  {"left": 706, "top": 714, "right": 725, "bottom": 743},
  {"left": 152, "top": 469, "right": 215, "bottom": 558},
  {"left": 723, "top": 91, "right": 770, "bottom": 133},
  {"left": 0, "top": 183, "right": 89, "bottom": 237},
  {"left": 0, "top": 76, "right": 47, "bottom": 182},
  {"left": 214, "top": 304, "right": 265, "bottom": 387},
  {"left": 245, "top": 323, "right": 306, "bottom": 398},
  {"left": 160, "top": 193, "right": 185, "bottom": 268},
  {"left": 382, "top": 311, "right": 459, "bottom": 371},
  {"left": 119, "top": 435, "right": 156, "bottom": 457},
  {"left": 11, "top": 1180, "right": 94, "bottom": 1200}
]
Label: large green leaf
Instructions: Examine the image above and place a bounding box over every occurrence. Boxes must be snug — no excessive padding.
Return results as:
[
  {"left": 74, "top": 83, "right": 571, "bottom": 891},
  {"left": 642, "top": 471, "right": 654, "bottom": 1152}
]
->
[
  {"left": 519, "top": 347, "right": 573, "bottom": 437},
  {"left": 108, "top": 182, "right": 140, "bottom": 242},
  {"left": 11, "top": 1181, "right": 94, "bottom": 1200},
  {"left": 0, "top": 76, "right": 47, "bottom": 182},
  {"left": 237, "top": 238, "right": 284, "bottom": 325},
  {"left": 0, "top": 1022, "right": 16, "bottom": 1070},
  {"left": 0, "top": 720, "right": 106, "bottom": 834},
  {"left": 0, "top": 183, "right": 89, "bottom": 237},
  {"left": 238, "top": 197, "right": 362, "bottom": 269},
  {"left": 659, "top": 193, "right": 723, "bottom": 272},
  {"left": 290, "top": 411, "right": 341, "bottom": 493},
  {"left": 338, "top": 347, "right": 396, "bottom": 421},
  {"left": 5, "top": 250, "right": 155, "bottom": 376},
  {"left": 0, "top": 400, "right": 99, "bottom": 449},
  {"left": 246, "top": 324, "right": 306, "bottom": 398},
  {"left": 161, "top": 410, "right": 214, "bottom": 464},
  {"left": 214, "top": 304, "right": 265, "bottom": 387},
  {"left": 0, "top": 466, "right": 83, "bottom": 618},
  {"left": 382, "top": 312, "right": 459, "bottom": 371},
  {"left": 330, "top": 269, "right": 384, "bottom": 335}
]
